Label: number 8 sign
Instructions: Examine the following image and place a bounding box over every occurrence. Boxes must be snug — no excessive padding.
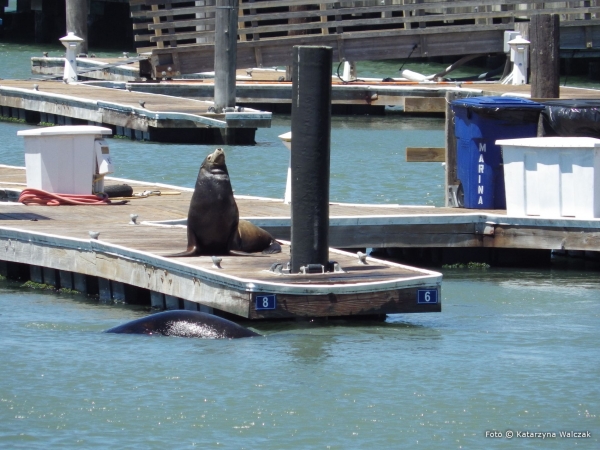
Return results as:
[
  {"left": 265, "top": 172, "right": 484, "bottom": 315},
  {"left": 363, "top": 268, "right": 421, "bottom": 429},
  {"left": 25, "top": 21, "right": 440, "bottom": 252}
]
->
[{"left": 255, "top": 294, "right": 277, "bottom": 310}]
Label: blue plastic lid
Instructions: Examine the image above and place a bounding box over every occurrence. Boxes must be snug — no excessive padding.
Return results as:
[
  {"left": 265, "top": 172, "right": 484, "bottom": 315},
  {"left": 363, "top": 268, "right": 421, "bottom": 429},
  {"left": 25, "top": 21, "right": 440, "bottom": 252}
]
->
[{"left": 451, "top": 96, "right": 544, "bottom": 110}]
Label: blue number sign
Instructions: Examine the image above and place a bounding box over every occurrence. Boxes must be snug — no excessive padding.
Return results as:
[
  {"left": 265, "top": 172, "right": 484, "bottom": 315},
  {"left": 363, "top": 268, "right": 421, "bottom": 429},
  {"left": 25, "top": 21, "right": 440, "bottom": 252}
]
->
[
  {"left": 417, "top": 289, "right": 438, "bottom": 304},
  {"left": 255, "top": 294, "right": 277, "bottom": 310}
]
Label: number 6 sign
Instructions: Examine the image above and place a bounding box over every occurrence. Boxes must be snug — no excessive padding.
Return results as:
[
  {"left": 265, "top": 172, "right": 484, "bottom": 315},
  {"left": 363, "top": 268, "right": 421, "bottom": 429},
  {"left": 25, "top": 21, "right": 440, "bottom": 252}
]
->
[{"left": 417, "top": 289, "right": 438, "bottom": 304}]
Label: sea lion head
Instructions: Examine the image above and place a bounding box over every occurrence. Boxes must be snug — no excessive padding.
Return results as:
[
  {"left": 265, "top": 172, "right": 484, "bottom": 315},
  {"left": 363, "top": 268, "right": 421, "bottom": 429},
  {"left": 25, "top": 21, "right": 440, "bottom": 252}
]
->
[{"left": 201, "top": 148, "right": 229, "bottom": 180}]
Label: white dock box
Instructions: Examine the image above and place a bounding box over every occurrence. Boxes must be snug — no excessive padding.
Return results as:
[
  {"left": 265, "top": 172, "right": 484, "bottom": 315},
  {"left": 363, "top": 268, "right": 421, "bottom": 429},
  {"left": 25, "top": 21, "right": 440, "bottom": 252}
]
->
[
  {"left": 18, "top": 125, "right": 112, "bottom": 195},
  {"left": 496, "top": 137, "right": 600, "bottom": 218}
]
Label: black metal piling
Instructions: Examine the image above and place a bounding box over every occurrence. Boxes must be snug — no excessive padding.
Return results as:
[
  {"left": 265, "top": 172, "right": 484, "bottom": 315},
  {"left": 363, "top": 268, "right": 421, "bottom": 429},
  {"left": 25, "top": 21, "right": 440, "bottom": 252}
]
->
[{"left": 290, "top": 45, "right": 332, "bottom": 273}]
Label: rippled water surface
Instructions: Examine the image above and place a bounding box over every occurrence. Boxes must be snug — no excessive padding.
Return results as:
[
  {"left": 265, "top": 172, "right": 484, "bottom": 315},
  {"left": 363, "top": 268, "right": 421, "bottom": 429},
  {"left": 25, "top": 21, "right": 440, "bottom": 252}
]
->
[
  {"left": 1, "top": 270, "right": 599, "bottom": 449},
  {"left": 1, "top": 42, "right": 599, "bottom": 449}
]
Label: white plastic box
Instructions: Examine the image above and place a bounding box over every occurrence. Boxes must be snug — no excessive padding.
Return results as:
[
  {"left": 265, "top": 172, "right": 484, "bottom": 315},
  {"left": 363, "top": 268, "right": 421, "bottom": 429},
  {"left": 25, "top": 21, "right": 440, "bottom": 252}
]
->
[
  {"left": 18, "top": 125, "right": 112, "bottom": 195},
  {"left": 496, "top": 137, "right": 600, "bottom": 219}
]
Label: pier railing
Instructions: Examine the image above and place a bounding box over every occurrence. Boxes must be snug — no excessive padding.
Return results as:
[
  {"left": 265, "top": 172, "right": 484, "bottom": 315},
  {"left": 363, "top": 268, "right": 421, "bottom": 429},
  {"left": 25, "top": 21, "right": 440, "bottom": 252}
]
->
[{"left": 129, "top": 0, "right": 600, "bottom": 75}]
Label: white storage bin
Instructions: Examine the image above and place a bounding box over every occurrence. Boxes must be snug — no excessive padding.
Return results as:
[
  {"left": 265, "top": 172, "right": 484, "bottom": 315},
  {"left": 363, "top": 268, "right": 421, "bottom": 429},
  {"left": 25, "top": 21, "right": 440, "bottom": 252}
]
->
[
  {"left": 496, "top": 137, "right": 600, "bottom": 219},
  {"left": 18, "top": 125, "right": 112, "bottom": 195}
]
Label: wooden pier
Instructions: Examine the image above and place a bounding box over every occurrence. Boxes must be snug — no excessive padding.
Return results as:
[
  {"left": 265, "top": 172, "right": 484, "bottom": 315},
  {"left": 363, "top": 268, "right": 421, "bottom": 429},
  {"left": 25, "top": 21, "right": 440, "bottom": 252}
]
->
[
  {"left": 121, "top": 79, "right": 600, "bottom": 115},
  {"left": 3, "top": 161, "right": 600, "bottom": 317},
  {"left": 3, "top": 165, "right": 600, "bottom": 257},
  {"left": 0, "top": 166, "right": 442, "bottom": 319},
  {"left": 130, "top": 0, "right": 600, "bottom": 78},
  {"left": 31, "top": 56, "right": 148, "bottom": 82},
  {"left": 29, "top": 61, "right": 600, "bottom": 116},
  {"left": 0, "top": 80, "right": 271, "bottom": 144}
]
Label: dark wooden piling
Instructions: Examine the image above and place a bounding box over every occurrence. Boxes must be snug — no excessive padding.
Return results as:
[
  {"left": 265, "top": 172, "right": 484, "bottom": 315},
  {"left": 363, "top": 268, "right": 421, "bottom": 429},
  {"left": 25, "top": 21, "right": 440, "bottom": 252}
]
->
[
  {"left": 290, "top": 46, "right": 332, "bottom": 273},
  {"left": 530, "top": 14, "right": 560, "bottom": 99}
]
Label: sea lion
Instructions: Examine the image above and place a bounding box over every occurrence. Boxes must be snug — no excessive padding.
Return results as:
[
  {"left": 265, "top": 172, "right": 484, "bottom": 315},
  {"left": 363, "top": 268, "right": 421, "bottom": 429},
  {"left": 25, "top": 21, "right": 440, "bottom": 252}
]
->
[
  {"left": 105, "top": 310, "right": 260, "bottom": 339},
  {"left": 167, "top": 148, "right": 281, "bottom": 257}
]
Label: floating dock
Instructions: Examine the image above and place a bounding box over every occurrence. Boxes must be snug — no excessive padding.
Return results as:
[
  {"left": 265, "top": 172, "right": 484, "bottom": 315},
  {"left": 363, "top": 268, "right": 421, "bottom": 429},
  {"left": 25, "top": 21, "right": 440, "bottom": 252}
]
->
[
  {"left": 30, "top": 57, "right": 450, "bottom": 114},
  {"left": 123, "top": 80, "right": 600, "bottom": 115},
  {"left": 3, "top": 160, "right": 600, "bottom": 318},
  {"left": 0, "top": 166, "right": 442, "bottom": 319},
  {"left": 31, "top": 56, "right": 147, "bottom": 82},
  {"left": 3, "top": 165, "right": 600, "bottom": 259},
  {"left": 0, "top": 80, "right": 271, "bottom": 144},
  {"left": 26, "top": 57, "right": 600, "bottom": 117}
]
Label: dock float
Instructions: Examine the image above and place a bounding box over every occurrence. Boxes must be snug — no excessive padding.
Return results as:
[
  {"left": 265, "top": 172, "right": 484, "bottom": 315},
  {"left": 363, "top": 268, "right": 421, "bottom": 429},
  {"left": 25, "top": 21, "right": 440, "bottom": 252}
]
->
[
  {"left": 0, "top": 80, "right": 271, "bottom": 144},
  {"left": 0, "top": 166, "right": 441, "bottom": 319},
  {"left": 3, "top": 165, "right": 600, "bottom": 256},
  {"left": 90, "top": 80, "right": 600, "bottom": 116},
  {"left": 31, "top": 56, "right": 149, "bottom": 82},
  {"left": 3, "top": 165, "right": 600, "bottom": 259}
]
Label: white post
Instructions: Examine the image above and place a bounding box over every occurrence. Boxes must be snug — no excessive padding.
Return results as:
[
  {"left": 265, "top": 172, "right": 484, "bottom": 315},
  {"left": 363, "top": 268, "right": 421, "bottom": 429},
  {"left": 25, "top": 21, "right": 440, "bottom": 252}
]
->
[
  {"left": 341, "top": 61, "right": 357, "bottom": 82},
  {"left": 278, "top": 131, "right": 292, "bottom": 204},
  {"left": 60, "top": 32, "right": 84, "bottom": 83},
  {"left": 508, "top": 36, "right": 530, "bottom": 85}
]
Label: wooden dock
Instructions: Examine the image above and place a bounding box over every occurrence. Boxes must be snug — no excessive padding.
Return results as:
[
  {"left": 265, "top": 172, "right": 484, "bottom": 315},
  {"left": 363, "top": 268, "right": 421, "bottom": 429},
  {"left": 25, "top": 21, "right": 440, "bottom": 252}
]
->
[
  {"left": 3, "top": 165, "right": 600, "bottom": 256},
  {"left": 31, "top": 56, "right": 147, "bottom": 82},
  {"left": 3, "top": 162, "right": 600, "bottom": 316},
  {"left": 0, "top": 165, "right": 442, "bottom": 319},
  {"left": 0, "top": 80, "right": 271, "bottom": 144},
  {"left": 130, "top": 0, "right": 599, "bottom": 77},
  {"left": 121, "top": 78, "right": 453, "bottom": 114},
  {"left": 122, "top": 79, "right": 600, "bottom": 115}
]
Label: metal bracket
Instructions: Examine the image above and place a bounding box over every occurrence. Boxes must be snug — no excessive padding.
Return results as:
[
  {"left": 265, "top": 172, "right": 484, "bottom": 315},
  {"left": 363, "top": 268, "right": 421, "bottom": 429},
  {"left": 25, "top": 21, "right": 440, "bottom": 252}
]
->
[
  {"left": 476, "top": 221, "right": 496, "bottom": 236},
  {"left": 447, "top": 184, "right": 461, "bottom": 208},
  {"left": 299, "top": 264, "right": 325, "bottom": 274}
]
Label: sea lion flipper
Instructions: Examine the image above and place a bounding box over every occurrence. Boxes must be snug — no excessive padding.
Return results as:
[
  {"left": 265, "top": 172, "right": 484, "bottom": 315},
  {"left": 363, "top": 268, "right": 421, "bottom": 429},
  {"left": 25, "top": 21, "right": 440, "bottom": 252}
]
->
[
  {"left": 164, "top": 246, "right": 199, "bottom": 258},
  {"left": 229, "top": 249, "right": 265, "bottom": 257},
  {"left": 261, "top": 240, "right": 282, "bottom": 254}
]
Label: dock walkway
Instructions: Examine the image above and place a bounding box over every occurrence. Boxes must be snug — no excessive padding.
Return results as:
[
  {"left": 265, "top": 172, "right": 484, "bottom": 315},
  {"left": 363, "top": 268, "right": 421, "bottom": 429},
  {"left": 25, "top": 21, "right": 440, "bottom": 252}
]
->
[
  {"left": 124, "top": 80, "right": 600, "bottom": 115},
  {"left": 0, "top": 80, "right": 271, "bottom": 144},
  {"left": 3, "top": 165, "right": 600, "bottom": 253},
  {"left": 0, "top": 166, "right": 442, "bottom": 319},
  {"left": 3, "top": 162, "right": 600, "bottom": 316}
]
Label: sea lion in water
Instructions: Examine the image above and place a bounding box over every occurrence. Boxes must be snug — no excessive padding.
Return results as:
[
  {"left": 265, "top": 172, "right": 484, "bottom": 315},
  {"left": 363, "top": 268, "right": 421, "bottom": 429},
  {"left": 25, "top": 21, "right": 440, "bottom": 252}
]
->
[
  {"left": 167, "top": 148, "right": 281, "bottom": 257},
  {"left": 105, "top": 310, "right": 260, "bottom": 339}
]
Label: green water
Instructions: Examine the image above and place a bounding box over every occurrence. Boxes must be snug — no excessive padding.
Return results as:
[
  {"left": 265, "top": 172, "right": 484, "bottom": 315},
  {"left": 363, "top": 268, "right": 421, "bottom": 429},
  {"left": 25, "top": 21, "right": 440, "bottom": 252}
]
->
[{"left": 0, "top": 42, "right": 599, "bottom": 449}]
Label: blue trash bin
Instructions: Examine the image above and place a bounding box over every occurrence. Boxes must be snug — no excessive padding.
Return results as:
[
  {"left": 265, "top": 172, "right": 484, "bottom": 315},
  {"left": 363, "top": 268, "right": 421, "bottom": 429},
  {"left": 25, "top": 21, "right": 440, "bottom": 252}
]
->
[{"left": 451, "top": 96, "right": 544, "bottom": 209}]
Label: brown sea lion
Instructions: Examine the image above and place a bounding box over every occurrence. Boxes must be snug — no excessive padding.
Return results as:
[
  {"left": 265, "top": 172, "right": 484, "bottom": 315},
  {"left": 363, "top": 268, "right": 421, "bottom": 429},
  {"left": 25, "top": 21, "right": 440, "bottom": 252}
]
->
[{"left": 167, "top": 148, "right": 281, "bottom": 257}]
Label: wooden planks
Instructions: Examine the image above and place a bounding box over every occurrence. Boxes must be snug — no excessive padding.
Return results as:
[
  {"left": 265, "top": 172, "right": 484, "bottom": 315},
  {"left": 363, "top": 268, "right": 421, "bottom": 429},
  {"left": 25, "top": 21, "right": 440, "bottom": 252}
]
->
[
  {"left": 0, "top": 79, "right": 271, "bottom": 144},
  {"left": 0, "top": 166, "right": 444, "bottom": 318},
  {"left": 3, "top": 166, "right": 600, "bottom": 254},
  {"left": 403, "top": 96, "right": 446, "bottom": 113},
  {"left": 406, "top": 147, "right": 445, "bottom": 162},
  {"left": 4, "top": 160, "right": 600, "bottom": 319},
  {"left": 129, "top": 0, "right": 600, "bottom": 75}
]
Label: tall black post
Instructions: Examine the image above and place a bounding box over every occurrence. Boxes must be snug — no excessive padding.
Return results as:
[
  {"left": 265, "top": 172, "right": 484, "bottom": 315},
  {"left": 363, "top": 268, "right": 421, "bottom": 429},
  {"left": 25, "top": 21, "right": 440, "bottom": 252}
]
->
[
  {"left": 290, "top": 46, "right": 332, "bottom": 273},
  {"left": 214, "top": 0, "right": 238, "bottom": 113}
]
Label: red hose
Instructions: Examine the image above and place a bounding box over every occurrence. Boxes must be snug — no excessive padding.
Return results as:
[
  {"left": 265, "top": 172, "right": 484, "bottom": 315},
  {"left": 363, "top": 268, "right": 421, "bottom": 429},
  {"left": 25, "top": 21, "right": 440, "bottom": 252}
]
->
[{"left": 19, "top": 189, "right": 111, "bottom": 206}]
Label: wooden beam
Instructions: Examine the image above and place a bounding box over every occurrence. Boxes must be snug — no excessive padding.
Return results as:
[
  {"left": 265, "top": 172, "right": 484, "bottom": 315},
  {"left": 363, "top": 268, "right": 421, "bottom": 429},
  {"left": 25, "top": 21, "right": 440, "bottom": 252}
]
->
[
  {"left": 403, "top": 97, "right": 446, "bottom": 113},
  {"left": 406, "top": 147, "right": 445, "bottom": 162}
]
